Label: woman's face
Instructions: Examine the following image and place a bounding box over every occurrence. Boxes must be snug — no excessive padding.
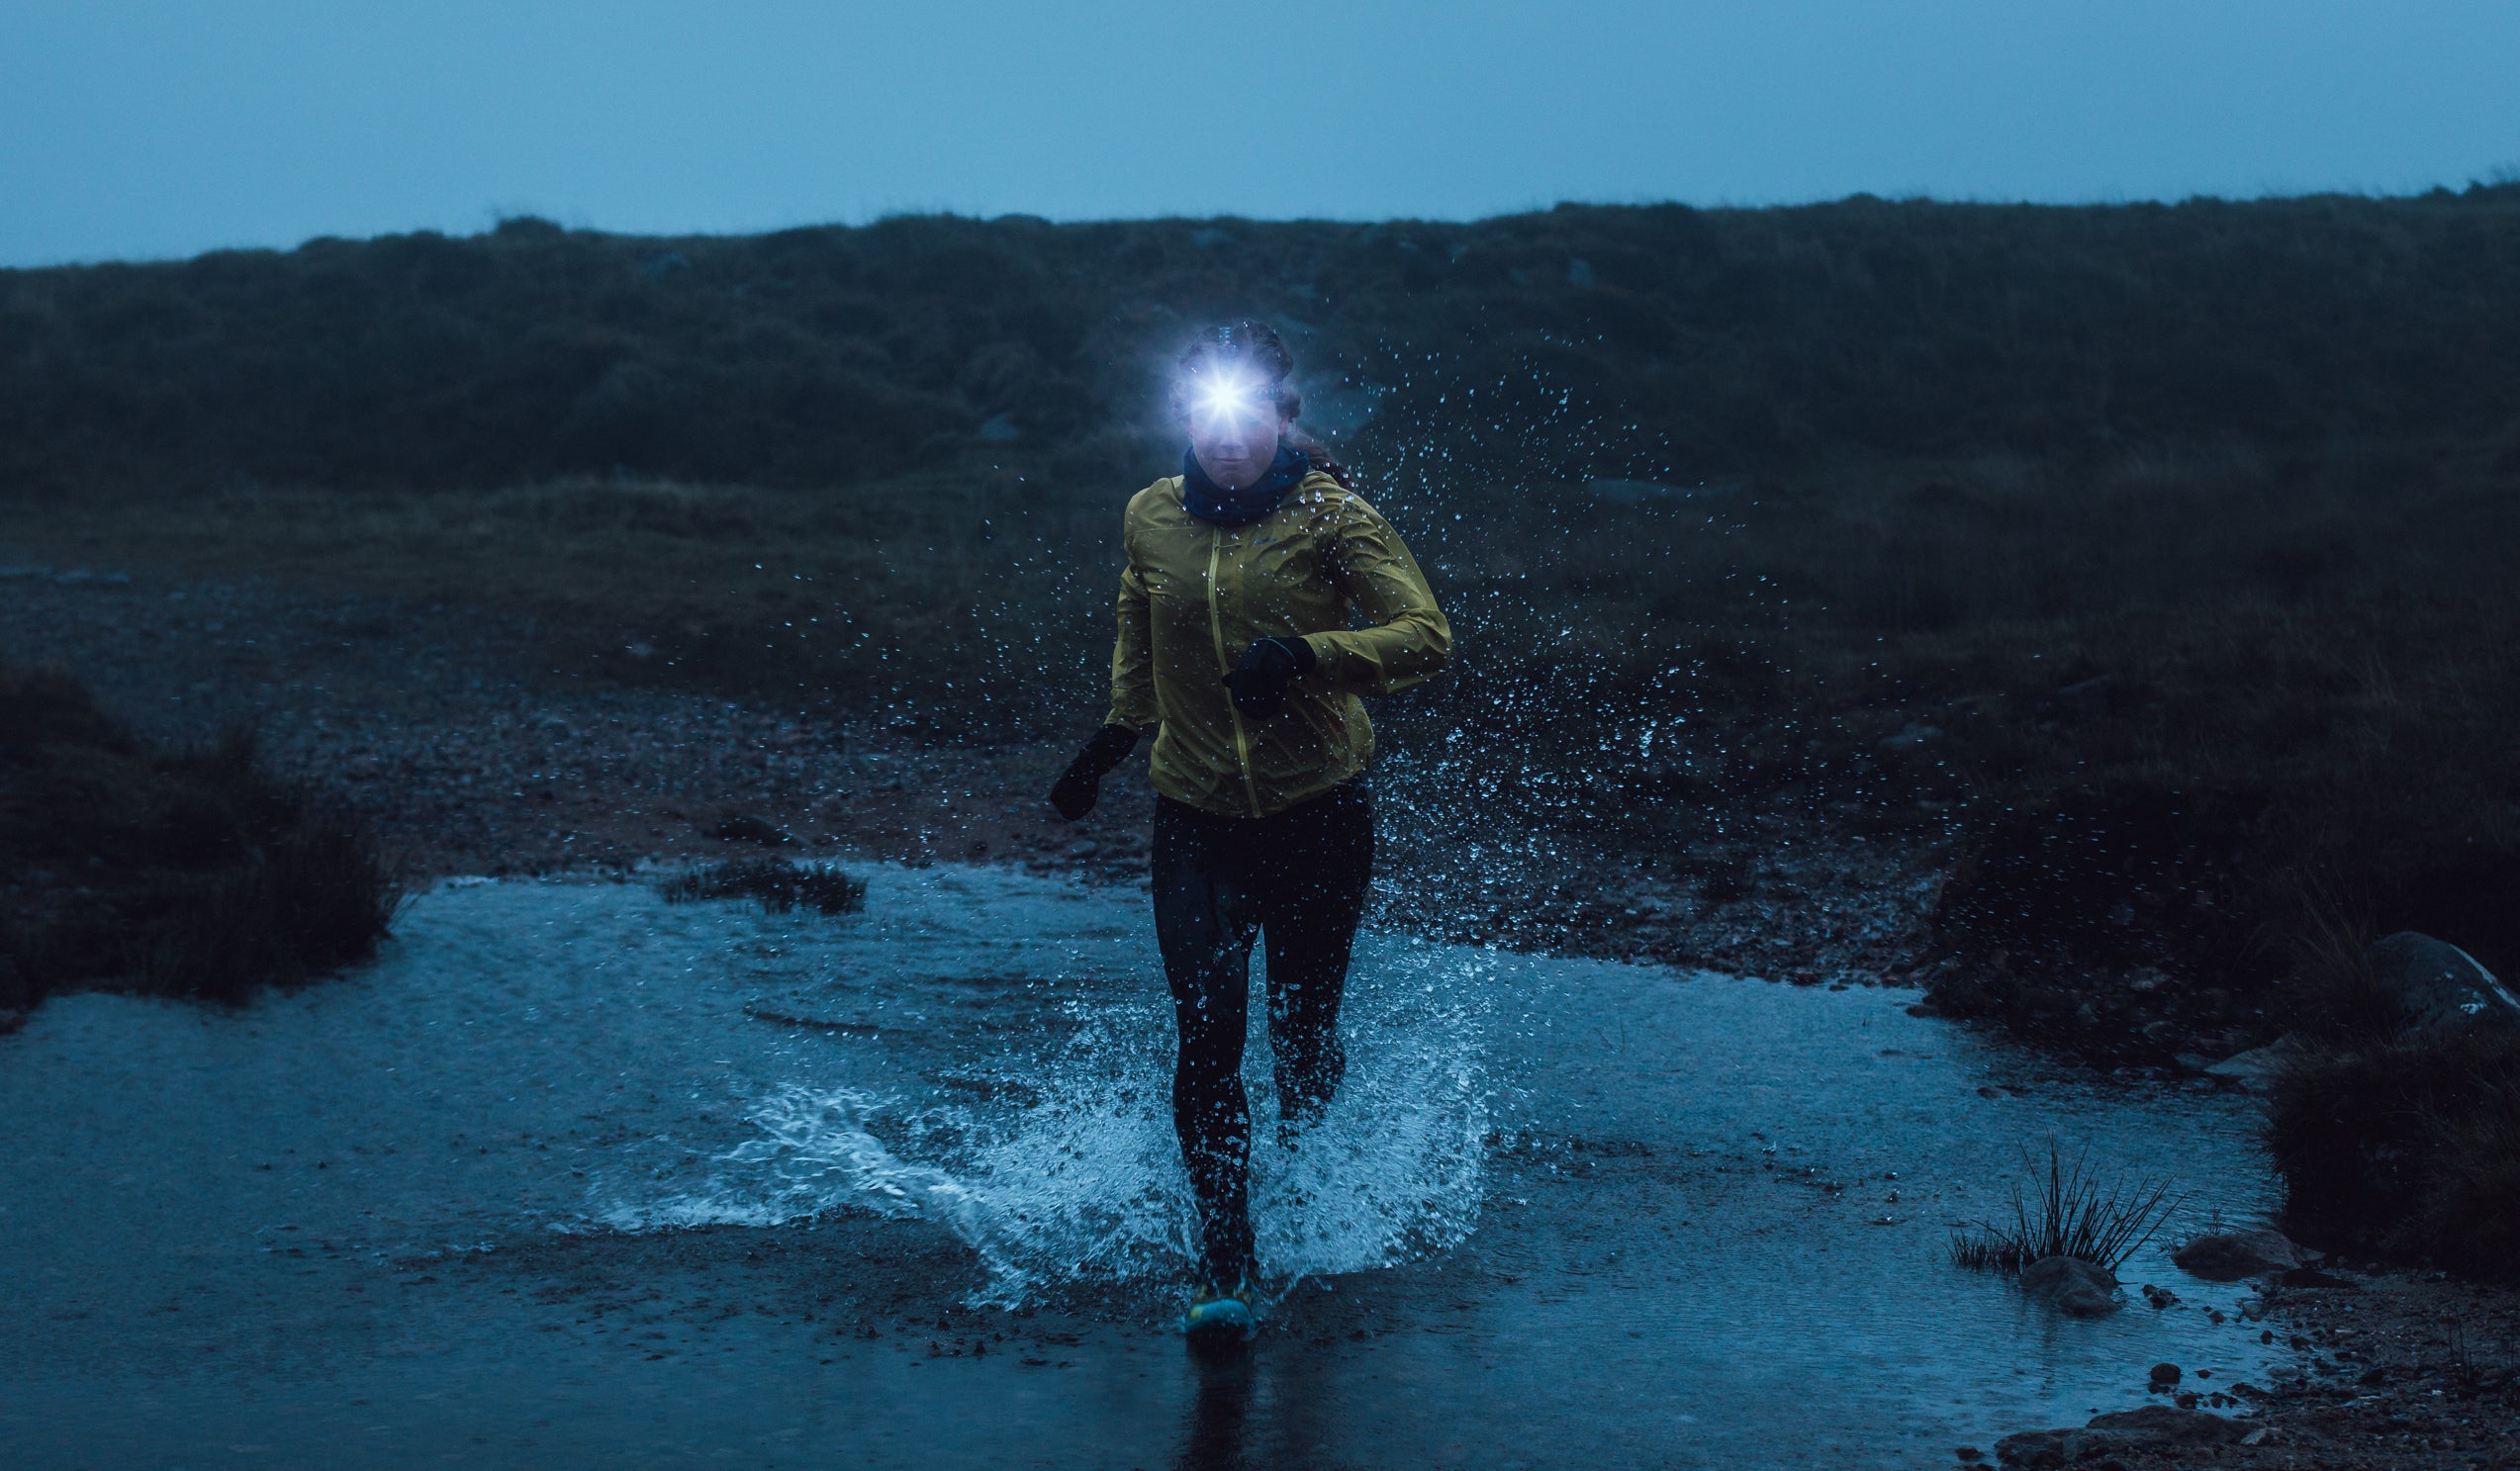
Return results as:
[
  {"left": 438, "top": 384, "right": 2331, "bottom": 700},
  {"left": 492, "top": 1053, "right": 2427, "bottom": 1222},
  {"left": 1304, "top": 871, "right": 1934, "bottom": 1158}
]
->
[{"left": 1182, "top": 378, "right": 1290, "bottom": 490}]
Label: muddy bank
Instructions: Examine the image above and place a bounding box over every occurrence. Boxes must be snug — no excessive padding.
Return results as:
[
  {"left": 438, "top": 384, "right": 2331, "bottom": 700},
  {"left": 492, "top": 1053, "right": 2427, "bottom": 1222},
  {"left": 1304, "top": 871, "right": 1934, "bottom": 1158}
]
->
[
  {"left": 0, "top": 557, "right": 1942, "bottom": 996},
  {"left": 1988, "top": 1265, "right": 2520, "bottom": 1470}
]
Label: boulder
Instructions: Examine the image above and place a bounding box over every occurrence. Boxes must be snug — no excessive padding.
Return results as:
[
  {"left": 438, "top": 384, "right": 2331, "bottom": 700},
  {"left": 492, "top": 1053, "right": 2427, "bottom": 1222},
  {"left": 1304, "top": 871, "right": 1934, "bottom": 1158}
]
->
[
  {"left": 2018, "top": 1255, "right": 2118, "bottom": 1317},
  {"left": 2172, "top": 1229, "right": 2301, "bottom": 1281},
  {"left": 1997, "top": 1405, "right": 2251, "bottom": 1466},
  {"left": 2367, "top": 931, "right": 2520, "bottom": 1034}
]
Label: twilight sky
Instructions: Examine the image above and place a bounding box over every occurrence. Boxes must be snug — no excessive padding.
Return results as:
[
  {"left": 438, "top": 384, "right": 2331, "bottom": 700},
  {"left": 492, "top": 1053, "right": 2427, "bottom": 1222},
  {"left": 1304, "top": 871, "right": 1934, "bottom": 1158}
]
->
[{"left": 4, "top": 0, "right": 2517, "bottom": 266}]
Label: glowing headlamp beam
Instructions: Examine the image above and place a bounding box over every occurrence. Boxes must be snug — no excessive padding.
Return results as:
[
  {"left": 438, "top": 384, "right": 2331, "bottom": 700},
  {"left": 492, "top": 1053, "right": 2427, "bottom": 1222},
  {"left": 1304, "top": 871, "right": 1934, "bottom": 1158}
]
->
[{"left": 1193, "top": 374, "right": 1270, "bottom": 422}]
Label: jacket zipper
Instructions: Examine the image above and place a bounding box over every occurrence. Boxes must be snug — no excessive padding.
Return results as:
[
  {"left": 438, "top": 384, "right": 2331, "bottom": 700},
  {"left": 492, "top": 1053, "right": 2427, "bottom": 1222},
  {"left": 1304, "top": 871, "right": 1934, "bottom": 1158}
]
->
[{"left": 1206, "top": 526, "right": 1264, "bottom": 817}]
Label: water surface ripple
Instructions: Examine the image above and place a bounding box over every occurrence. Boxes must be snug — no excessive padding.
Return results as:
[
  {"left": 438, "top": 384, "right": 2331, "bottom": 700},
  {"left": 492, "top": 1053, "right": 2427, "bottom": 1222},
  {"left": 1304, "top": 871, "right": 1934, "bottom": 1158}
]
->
[{"left": 0, "top": 866, "right": 2289, "bottom": 1468}]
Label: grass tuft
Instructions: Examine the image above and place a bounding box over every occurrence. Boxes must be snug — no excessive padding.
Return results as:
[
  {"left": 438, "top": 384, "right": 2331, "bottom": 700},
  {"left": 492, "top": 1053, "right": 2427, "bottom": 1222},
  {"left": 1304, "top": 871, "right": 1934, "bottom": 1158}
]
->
[
  {"left": 1950, "top": 1143, "right": 2183, "bottom": 1273},
  {"left": 0, "top": 667, "right": 406, "bottom": 1008},
  {"left": 658, "top": 859, "right": 866, "bottom": 917},
  {"left": 2268, "top": 1029, "right": 2520, "bottom": 1280}
]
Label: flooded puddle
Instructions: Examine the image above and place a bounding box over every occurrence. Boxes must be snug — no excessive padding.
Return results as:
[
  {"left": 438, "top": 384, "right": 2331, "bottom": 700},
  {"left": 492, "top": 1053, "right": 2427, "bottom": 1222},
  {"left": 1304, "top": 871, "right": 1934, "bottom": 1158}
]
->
[{"left": 0, "top": 866, "right": 2290, "bottom": 1468}]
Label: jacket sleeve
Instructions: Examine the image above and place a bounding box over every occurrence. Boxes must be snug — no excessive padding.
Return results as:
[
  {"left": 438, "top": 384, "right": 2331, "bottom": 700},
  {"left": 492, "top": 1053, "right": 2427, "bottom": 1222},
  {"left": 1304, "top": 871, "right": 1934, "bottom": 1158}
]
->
[
  {"left": 1304, "top": 494, "right": 1452, "bottom": 696},
  {"left": 1105, "top": 528, "right": 1160, "bottom": 730}
]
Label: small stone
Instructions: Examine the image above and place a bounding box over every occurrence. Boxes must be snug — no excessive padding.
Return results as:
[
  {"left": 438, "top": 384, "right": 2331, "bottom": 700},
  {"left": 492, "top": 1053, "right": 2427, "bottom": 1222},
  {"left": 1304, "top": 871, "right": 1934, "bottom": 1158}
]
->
[
  {"left": 2202, "top": 1035, "right": 2309, "bottom": 1092},
  {"left": 2149, "top": 1362, "right": 2182, "bottom": 1388},
  {"left": 2019, "top": 1255, "right": 2119, "bottom": 1317},
  {"left": 2086, "top": 1405, "right": 2248, "bottom": 1444},
  {"left": 2173, "top": 1230, "right": 2301, "bottom": 1281},
  {"left": 1995, "top": 1404, "right": 2248, "bottom": 1467}
]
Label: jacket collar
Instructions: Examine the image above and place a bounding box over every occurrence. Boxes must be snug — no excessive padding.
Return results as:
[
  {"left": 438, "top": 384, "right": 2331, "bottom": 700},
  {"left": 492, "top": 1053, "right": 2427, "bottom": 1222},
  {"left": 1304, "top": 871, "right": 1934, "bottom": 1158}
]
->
[{"left": 1181, "top": 442, "right": 1308, "bottom": 527}]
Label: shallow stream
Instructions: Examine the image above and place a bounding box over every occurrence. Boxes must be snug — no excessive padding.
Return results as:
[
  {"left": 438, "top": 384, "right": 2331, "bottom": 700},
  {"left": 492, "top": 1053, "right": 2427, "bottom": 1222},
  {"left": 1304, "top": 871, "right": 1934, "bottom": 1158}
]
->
[{"left": 0, "top": 865, "right": 2291, "bottom": 1468}]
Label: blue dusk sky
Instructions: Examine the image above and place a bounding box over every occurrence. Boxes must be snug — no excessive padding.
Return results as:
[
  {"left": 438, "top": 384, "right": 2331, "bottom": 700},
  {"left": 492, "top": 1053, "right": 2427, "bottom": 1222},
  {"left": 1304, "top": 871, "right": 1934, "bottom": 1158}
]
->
[{"left": 3, "top": 0, "right": 2517, "bottom": 265}]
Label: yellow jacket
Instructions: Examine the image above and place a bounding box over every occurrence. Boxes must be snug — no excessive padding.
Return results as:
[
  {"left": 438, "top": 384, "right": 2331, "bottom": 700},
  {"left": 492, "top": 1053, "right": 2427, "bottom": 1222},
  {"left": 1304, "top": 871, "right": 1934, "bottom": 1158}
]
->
[{"left": 1106, "top": 470, "right": 1451, "bottom": 818}]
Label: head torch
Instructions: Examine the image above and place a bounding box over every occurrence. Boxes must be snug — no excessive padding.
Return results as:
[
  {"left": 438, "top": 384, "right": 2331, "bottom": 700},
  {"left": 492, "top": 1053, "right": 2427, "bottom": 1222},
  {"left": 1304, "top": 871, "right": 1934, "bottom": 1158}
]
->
[{"left": 1191, "top": 371, "right": 1278, "bottom": 423}]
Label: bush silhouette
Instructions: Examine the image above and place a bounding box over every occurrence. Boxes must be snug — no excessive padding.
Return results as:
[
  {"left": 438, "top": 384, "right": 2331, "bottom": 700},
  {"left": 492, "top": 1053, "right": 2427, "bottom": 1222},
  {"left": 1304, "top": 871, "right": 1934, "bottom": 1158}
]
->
[{"left": 0, "top": 668, "right": 405, "bottom": 1009}]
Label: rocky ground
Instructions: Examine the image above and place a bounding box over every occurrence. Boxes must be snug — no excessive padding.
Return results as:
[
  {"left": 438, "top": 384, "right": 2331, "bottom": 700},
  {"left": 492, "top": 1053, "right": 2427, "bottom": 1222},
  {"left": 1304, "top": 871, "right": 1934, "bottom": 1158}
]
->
[
  {"left": 9, "top": 550, "right": 2516, "bottom": 1468},
  {"left": 1988, "top": 1264, "right": 2520, "bottom": 1470},
  {"left": 0, "top": 552, "right": 1940, "bottom": 987}
]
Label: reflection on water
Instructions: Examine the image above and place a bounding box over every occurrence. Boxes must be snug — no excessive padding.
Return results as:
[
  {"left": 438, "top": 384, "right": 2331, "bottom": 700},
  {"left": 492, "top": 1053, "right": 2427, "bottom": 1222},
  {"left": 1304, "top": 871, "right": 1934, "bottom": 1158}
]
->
[
  {"left": 1175, "top": 1351, "right": 1259, "bottom": 1471},
  {"left": 0, "top": 865, "right": 2295, "bottom": 1468}
]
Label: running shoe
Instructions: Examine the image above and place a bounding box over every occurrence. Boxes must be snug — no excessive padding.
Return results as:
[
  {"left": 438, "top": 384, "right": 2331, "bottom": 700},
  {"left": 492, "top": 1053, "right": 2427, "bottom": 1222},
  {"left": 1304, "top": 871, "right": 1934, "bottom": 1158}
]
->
[{"left": 1179, "top": 1279, "right": 1259, "bottom": 1344}]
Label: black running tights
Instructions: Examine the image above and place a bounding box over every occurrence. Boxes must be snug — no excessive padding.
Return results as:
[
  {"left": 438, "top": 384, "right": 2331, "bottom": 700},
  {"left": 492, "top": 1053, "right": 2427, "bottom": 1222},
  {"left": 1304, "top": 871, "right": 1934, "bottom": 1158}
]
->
[{"left": 1151, "top": 782, "right": 1373, "bottom": 1285}]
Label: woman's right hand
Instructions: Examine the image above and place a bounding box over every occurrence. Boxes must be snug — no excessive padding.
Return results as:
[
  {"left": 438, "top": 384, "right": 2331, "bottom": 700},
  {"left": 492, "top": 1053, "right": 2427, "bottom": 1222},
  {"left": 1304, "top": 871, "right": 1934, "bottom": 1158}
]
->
[{"left": 1049, "top": 724, "right": 1142, "bottom": 820}]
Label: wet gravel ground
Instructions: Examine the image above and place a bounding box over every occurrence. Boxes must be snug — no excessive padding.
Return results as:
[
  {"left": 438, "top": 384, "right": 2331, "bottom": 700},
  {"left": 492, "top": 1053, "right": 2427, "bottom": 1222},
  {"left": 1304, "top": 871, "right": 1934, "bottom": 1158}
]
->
[
  {"left": 0, "top": 553, "right": 1940, "bottom": 986},
  {"left": 1989, "top": 1268, "right": 2520, "bottom": 1470}
]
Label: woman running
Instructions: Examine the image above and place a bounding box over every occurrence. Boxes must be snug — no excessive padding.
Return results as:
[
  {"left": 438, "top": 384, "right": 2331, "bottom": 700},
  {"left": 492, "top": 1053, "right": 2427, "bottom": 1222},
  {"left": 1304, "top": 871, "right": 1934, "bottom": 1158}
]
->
[{"left": 1047, "top": 321, "right": 1451, "bottom": 1344}]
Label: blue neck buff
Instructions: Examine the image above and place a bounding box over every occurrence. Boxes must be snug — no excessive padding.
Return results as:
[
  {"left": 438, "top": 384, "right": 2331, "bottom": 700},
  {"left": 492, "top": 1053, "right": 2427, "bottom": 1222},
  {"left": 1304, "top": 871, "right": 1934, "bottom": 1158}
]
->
[{"left": 1181, "top": 442, "right": 1308, "bottom": 527}]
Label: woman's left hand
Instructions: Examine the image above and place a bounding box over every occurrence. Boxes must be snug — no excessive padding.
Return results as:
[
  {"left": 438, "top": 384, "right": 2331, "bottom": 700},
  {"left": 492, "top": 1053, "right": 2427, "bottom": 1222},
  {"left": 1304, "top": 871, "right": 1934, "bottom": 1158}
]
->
[{"left": 1223, "top": 637, "right": 1316, "bottom": 719}]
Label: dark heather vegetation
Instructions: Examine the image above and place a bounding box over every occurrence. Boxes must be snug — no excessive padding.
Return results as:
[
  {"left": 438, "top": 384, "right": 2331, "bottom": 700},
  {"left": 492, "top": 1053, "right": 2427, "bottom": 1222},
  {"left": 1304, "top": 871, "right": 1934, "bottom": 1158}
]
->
[
  {"left": 5, "top": 189, "right": 2520, "bottom": 1081},
  {"left": 0, "top": 667, "right": 404, "bottom": 1010},
  {"left": 658, "top": 859, "right": 867, "bottom": 917}
]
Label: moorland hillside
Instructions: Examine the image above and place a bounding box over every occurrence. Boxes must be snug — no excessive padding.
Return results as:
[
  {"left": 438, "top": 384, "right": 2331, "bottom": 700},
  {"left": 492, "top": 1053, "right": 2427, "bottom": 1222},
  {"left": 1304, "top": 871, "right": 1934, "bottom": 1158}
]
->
[
  {"left": 7, "top": 189, "right": 2520, "bottom": 1058},
  {"left": 7, "top": 191, "right": 2520, "bottom": 498}
]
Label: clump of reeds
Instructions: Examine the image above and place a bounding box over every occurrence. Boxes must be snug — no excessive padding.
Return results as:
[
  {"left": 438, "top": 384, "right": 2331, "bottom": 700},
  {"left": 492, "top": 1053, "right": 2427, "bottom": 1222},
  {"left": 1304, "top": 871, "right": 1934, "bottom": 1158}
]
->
[
  {"left": 658, "top": 859, "right": 865, "bottom": 916},
  {"left": 1950, "top": 1143, "right": 2183, "bottom": 1273}
]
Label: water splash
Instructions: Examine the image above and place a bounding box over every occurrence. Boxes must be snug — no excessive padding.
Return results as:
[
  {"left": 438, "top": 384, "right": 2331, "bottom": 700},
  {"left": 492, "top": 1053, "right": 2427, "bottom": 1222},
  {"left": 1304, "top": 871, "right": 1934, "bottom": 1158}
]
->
[{"left": 597, "top": 937, "right": 1498, "bottom": 1307}]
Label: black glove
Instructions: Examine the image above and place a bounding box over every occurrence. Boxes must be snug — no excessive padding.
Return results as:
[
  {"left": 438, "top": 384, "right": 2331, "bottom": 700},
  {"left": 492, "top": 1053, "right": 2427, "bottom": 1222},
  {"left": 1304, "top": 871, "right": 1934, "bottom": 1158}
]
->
[
  {"left": 1222, "top": 636, "right": 1317, "bottom": 720},
  {"left": 1048, "top": 724, "right": 1141, "bottom": 820}
]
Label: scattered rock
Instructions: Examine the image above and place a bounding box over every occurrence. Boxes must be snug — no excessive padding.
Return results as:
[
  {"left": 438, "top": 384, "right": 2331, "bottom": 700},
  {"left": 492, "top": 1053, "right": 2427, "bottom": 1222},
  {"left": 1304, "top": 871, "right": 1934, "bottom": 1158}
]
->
[
  {"left": 709, "top": 812, "right": 791, "bottom": 846},
  {"left": 2018, "top": 1255, "right": 2118, "bottom": 1317},
  {"left": 2086, "top": 1406, "right": 2251, "bottom": 1443},
  {"left": 1996, "top": 1405, "right": 2250, "bottom": 1466},
  {"left": 2173, "top": 1229, "right": 2301, "bottom": 1281},
  {"left": 2367, "top": 931, "right": 2520, "bottom": 1033},
  {"left": 2140, "top": 1284, "right": 2180, "bottom": 1309},
  {"left": 2148, "top": 1362, "right": 2181, "bottom": 1388},
  {"left": 2202, "top": 1033, "right": 2308, "bottom": 1091}
]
